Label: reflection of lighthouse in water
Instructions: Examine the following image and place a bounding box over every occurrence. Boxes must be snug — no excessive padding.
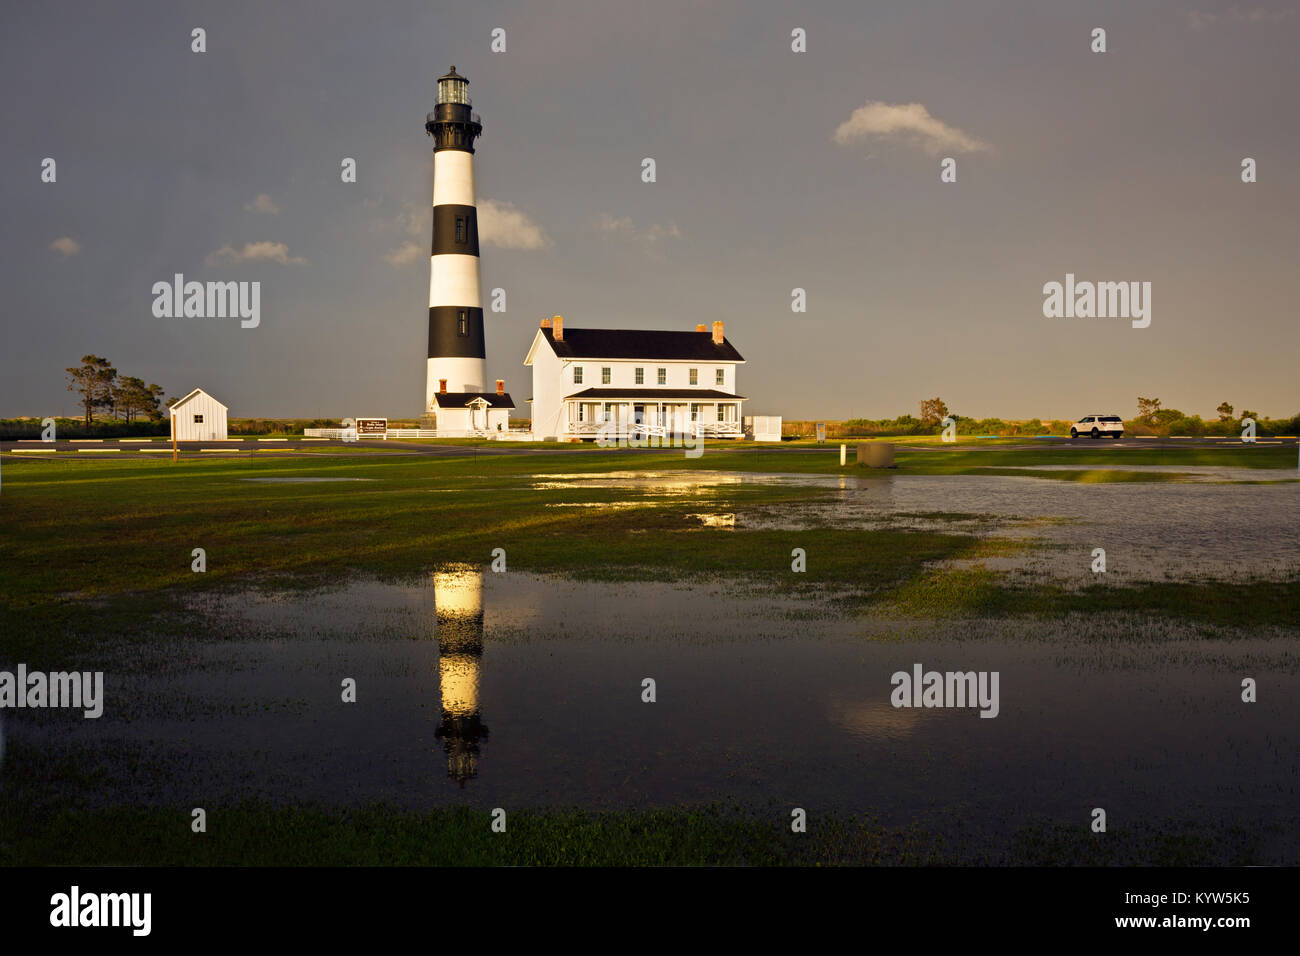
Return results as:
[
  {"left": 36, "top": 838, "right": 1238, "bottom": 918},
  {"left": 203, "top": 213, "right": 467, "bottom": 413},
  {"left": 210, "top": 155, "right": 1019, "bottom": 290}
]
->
[{"left": 434, "top": 570, "right": 489, "bottom": 786}]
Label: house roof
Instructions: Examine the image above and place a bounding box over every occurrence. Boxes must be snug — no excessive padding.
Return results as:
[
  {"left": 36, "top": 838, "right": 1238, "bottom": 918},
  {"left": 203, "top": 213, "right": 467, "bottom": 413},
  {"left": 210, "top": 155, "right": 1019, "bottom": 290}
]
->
[
  {"left": 564, "top": 388, "right": 746, "bottom": 401},
  {"left": 535, "top": 327, "right": 745, "bottom": 362},
  {"left": 432, "top": 391, "right": 516, "bottom": 409},
  {"left": 170, "top": 388, "right": 227, "bottom": 411}
]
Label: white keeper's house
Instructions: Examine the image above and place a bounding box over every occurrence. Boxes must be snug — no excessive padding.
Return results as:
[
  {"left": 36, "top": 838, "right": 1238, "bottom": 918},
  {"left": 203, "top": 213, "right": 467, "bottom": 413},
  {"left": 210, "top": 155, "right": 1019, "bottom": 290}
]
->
[
  {"left": 429, "top": 378, "right": 515, "bottom": 435},
  {"left": 524, "top": 316, "right": 746, "bottom": 441}
]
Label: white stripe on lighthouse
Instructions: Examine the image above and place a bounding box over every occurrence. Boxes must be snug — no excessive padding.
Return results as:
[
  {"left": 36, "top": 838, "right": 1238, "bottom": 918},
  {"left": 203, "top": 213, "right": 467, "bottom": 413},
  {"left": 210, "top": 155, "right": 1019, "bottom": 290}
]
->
[
  {"left": 433, "top": 151, "right": 476, "bottom": 207},
  {"left": 428, "top": 255, "right": 482, "bottom": 308}
]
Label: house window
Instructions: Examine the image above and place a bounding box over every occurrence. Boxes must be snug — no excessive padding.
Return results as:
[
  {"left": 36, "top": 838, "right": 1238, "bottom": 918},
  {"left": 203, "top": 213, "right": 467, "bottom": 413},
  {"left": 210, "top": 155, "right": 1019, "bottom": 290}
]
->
[
  {"left": 716, "top": 368, "right": 725, "bottom": 386},
  {"left": 193, "top": 414, "right": 204, "bottom": 424},
  {"left": 458, "top": 311, "right": 468, "bottom": 336},
  {"left": 657, "top": 368, "right": 667, "bottom": 385},
  {"left": 690, "top": 403, "right": 700, "bottom": 422},
  {"left": 635, "top": 367, "right": 644, "bottom": 385},
  {"left": 601, "top": 367, "right": 611, "bottom": 385},
  {"left": 574, "top": 366, "right": 583, "bottom": 384},
  {"left": 603, "top": 403, "right": 613, "bottom": 422},
  {"left": 455, "top": 217, "right": 466, "bottom": 243},
  {"left": 717, "top": 405, "right": 725, "bottom": 422},
  {"left": 577, "top": 403, "right": 584, "bottom": 422},
  {"left": 689, "top": 368, "right": 698, "bottom": 385}
]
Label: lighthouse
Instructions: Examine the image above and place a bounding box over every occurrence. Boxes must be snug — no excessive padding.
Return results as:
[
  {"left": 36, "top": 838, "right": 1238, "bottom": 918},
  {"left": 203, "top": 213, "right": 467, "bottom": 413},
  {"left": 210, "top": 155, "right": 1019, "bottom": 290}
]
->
[{"left": 425, "top": 66, "right": 486, "bottom": 410}]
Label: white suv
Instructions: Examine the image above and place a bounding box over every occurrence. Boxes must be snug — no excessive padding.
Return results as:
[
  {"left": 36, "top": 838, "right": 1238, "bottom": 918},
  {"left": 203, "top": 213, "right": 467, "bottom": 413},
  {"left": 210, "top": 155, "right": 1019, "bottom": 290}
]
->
[{"left": 1071, "top": 415, "right": 1124, "bottom": 439}]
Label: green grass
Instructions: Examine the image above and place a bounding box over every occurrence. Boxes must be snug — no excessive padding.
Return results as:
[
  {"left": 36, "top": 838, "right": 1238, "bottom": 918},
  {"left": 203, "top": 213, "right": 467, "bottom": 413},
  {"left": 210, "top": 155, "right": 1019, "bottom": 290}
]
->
[
  {"left": 0, "top": 801, "right": 1284, "bottom": 866},
  {"left": 885, "top": 566, "right": 1300, "bottom": 629},
  {"left": 1, "top": 446, "right": 1295, "bottom": 641}
]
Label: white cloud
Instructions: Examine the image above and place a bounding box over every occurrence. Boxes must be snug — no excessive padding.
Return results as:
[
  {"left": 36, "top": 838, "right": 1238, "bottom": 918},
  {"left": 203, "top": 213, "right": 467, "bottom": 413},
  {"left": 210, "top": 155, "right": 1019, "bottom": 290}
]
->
[
  {"left": 593, "top": 213, "right": 681, "bottom": 243},
  {"left": 645, "top": 222, "right": 682, "bottom": 243},
  {"left": 1187, "top": 6, "right": 1295, "bottom": 30},
  {"left": 595, "top": 213, "right": 635, "bottom": 234},
  {"left": 478, "top": 198, "right": 549, "bottom": 249},
  {"left": 49, "top": 236, "right": 80, "bottom": 257},
  {"left": 206, "top": 241, "right": 306, "bottom": 266},
  {"left": 833, "top": 101, "right": 991, "bottom": 156},
  {"left": 244, "top": 193, "right": 280, "bottom": 214},
  {"left": 384, "top": 241, "right": 424, "bottom": 266},
  {"left": 393, "top": 201, "right": 426, "bottom": 238}
]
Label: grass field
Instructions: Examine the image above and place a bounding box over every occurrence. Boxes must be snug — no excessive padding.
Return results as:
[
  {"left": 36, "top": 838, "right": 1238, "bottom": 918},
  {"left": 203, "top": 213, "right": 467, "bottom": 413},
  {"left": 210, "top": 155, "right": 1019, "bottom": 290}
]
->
[{"left": 1, "top": 441, "right": 1296, "bottom": 865}]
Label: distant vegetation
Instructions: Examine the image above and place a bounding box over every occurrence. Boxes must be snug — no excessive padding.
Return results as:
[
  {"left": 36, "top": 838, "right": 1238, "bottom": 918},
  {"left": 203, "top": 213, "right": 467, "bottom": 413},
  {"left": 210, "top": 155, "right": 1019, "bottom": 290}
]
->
[{"left": 785, "top": 396, "right": 1300, "bottom": 439}]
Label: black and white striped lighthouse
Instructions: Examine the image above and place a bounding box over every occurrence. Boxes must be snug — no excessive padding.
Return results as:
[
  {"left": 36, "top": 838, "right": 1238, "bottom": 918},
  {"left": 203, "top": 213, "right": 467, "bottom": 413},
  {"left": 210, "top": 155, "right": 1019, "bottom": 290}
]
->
[{"left": 425, "top": 66, "right": 485, "bottom": 410}]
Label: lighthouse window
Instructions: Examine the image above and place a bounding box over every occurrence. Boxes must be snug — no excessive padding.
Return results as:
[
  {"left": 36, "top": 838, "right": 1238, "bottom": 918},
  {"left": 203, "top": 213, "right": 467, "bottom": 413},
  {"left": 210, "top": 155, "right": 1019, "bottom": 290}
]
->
[
  {"left": 458, "top": 311, "right": 468, "bottom": 336},
  {"left": 635, "top": 367, "right": 644, "bottom": 385},
  {"left": 601, "top": 367, "right": 611, "bottom": 385},
  {"left": 573, "top": 366, "right": 583, "bottom": 384},
  {"left": 657, "top": 368, "right": 666, "bottom": 385},
  {"left": 455, "top": 217, "right": 465, "bottom": 243},
  {"left": 689, "top": 368, "right": 698, "bottom": 385}
]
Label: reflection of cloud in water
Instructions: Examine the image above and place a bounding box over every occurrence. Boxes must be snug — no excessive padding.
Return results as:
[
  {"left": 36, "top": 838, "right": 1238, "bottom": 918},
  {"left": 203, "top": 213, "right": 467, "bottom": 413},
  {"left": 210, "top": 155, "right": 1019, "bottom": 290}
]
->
[{"left": 826, "top": 697, "right": 923, "bottom": 742}]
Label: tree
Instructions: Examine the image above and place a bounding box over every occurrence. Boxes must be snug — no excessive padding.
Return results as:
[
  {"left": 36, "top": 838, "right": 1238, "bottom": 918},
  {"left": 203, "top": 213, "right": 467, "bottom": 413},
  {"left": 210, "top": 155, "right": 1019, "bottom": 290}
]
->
[
  {"left": 919, "top": 397, "right": 949, "bottom": 427},
  {"left": 1216, "top": 402, "right": 1234, "bottom": 422},
  {"left": 145, "top": 383, "right": 166, "bottom": 421},
  {"left": 65, "top": 355, "right": 117, "bottom": 425},
  {"left": 1241, "top": 409, "right": 1259, "bottom": 422},
  {"left": 1136, "top": 396, "right": 1161, "bottom": 424},
  {"left": 112, "top": 376, "right": 163, "bottom": 422}
]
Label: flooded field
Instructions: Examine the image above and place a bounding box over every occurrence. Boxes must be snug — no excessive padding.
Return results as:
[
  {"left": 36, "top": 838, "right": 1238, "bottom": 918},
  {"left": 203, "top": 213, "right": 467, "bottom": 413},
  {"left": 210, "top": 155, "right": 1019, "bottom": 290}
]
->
[
  {"left": 538, "top": 470, "right": 1300, "bottom": 580},
  {"left": 11, "top": 570, "right": 1298, "bottom": 858}
]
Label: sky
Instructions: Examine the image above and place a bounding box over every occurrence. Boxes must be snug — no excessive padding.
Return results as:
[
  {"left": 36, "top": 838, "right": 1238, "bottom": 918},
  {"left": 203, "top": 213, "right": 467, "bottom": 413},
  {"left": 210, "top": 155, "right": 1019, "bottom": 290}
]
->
[{"left": 2, "top": 0, "right": 1297, "bottom": 421}]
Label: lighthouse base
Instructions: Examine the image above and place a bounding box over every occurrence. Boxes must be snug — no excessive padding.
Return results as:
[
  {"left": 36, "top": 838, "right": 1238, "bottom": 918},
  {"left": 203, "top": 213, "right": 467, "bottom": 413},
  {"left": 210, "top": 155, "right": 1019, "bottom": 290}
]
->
[{"left": 425, "top": 357, "right": 487, "bottom": 411}]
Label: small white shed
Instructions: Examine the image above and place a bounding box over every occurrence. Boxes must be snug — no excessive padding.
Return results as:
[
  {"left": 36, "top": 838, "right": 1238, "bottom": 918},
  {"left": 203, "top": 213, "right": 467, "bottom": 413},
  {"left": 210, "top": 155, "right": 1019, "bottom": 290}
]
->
[{"left": 171, "top": 388, "right": 229, "bottom": 441}]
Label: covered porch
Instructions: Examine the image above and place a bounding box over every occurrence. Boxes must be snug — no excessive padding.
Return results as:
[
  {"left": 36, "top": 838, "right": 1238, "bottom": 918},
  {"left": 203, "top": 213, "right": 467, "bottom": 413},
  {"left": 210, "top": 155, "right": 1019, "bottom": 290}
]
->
[{"left": 564, "top": 393, "right": 745, "bottom": 440}]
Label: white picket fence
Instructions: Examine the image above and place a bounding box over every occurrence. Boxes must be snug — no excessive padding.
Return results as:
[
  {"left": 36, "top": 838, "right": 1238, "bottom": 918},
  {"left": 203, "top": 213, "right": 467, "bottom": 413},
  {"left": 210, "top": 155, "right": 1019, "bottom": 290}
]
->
[{"left": 303, "top": 427, "right": 535, "bottom": 441}]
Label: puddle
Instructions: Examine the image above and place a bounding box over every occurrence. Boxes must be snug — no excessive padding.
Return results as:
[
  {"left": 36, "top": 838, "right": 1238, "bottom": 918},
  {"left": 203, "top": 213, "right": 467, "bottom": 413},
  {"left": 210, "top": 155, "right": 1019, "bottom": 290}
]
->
[{"left": 10, "top": 571, "right": 1297, "bottom": 850}]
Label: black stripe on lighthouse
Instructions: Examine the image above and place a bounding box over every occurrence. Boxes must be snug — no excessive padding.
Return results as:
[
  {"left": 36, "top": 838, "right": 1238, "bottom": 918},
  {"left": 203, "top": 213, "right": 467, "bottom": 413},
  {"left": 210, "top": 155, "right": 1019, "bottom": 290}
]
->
[
  {"left": 431, "top": 204, "right": 479, "bottom": 257},
  {"left": 428, "top": 306, "right": 485, "bottom": 358}
]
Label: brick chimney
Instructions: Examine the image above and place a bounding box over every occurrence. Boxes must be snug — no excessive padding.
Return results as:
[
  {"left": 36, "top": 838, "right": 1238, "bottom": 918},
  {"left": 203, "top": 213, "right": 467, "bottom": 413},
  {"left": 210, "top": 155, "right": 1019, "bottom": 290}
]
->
[
  {"left": 439, "top": 378, "right": 447, "bottom": 394},
  {"left": 540, "top": 316, "right": 551, "bottom": 329},
  {"left": 695, "top": 324, "right": 707, "bottom": 333},
  {"left": 496, "top": 379, "right": 505, "bottom": 396},
  {"left": 552, "top": 315, "right": 564, "bottom": 341},
  {"left": 712, "top": 320, "right": 724, "bottom": 345}
]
